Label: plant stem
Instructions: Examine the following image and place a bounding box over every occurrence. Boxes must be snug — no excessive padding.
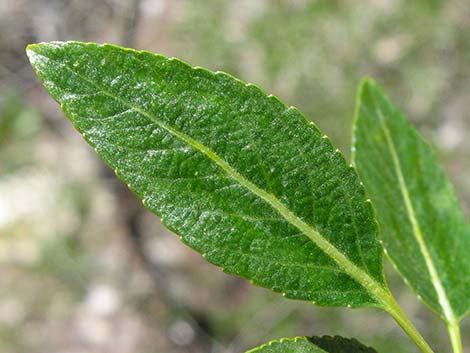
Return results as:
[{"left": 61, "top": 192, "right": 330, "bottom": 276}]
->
[
  {"left": 382, "top": 293, "right": 435, "bottom": 353},
  {"left": 447, "top": 321, "right": 463, "bottom": 353}
]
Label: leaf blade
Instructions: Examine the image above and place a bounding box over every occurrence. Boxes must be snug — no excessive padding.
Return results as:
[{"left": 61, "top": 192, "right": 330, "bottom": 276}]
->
[
  {"left": 246, "top": 336, "right": 378, "bottom": 353},
  {"left": 246, "top": 337, "right": 327, "bottom": 353},
  {"left": 27, "top": 41, "right": 389, "bottom": 308},
  {"left": 352, "top": 78, "right": 470, "bottom": 322}
]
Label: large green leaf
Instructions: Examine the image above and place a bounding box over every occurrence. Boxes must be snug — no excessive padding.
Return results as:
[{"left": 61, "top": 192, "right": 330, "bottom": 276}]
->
[
  {"left": 246, "top": 336, "right": 378, "bottom": 353},
  {"left": 352, "top": 78, "right": 470, "bottom": 323},
  {"left": 26, "top": 41, "right": 389, "bottom": 308}
]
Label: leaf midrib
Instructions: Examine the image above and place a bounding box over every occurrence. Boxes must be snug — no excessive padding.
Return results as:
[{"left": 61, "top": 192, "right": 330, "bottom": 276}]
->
[
  {"left": 29, "top": 47, "right": 390, "bottom": 306},
  {"left": 373, "top": 101, "right": 457, "bottom": 324}
]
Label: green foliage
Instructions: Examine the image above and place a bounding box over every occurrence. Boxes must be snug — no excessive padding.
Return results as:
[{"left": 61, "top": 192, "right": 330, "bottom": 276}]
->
[
  {"left": 26, "top": 41, "right": 470, "bottom": 353},
  {"left": 352, "top": 79, "right": 470, "bottom": 323},
  {"left": 246, "top": 337, "right": 326, "bottom": 353},
  {"left": 247, "top": 336, "right": 377, "bottom": 353},
  {"left": 26, "top": 41, "right": 390, "bottom": 309},
  {"left": 309, "top": 336, "right": 378, "bottom": 353}
]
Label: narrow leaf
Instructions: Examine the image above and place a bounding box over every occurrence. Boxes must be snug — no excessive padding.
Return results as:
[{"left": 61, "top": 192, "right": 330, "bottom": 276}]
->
[
  {"left": 27, "top": 41, "right": 389, "bottom": 308},
  {"left": 247, "top": 336, "right": 378, "bottom": 353},
  {"left": 352, "top": 78, "right": 470, "bottom": 323}
]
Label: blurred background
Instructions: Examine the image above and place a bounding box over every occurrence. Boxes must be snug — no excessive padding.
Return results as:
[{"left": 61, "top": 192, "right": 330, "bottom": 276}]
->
[{"left": 1, "top": 0, "right": 469, "bottom": 352}]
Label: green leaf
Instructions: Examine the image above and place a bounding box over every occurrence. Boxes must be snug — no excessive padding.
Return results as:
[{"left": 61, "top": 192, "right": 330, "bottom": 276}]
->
[
  {"left": 352, "top": 78, "right": 470, "bottom": 323},
  {"left": 26, "top": 41, "right": 389, "bottom": 308},
  {"left": 246, "top": 336, "right": 378, "bottom": 353},
  {"left": 246, "top": 337, "right": 326, "bottom": 353},
  {"left": 308, "top": 336, "right": 377, "bottom": 353}
]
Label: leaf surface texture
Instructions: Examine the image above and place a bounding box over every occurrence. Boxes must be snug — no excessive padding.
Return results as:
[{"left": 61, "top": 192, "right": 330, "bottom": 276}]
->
[{"left": 27, "top": 41, "right": 388, "bottom": 308}]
